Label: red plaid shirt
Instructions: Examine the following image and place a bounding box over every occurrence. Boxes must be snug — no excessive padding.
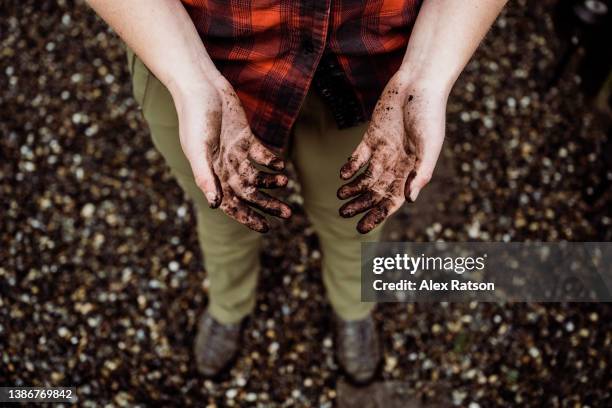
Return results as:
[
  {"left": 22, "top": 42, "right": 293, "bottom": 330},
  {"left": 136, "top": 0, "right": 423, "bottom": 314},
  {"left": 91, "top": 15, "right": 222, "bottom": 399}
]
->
[{"left": 182, "top": 0, "right": 422, "bottom": 148}]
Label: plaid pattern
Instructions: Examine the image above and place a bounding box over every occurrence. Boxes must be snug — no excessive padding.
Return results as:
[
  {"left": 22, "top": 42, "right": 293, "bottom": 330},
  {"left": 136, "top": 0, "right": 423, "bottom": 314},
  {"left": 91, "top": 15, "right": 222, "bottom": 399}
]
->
[{"left": 182, "top": 0, "right": 422, "bottom": 148}]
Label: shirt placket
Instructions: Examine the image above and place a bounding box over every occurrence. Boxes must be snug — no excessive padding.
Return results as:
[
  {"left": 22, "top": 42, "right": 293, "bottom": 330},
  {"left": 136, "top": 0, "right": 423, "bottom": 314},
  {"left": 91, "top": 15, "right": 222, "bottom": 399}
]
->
[
  {"left": 310, "top": 1, "right": 366, "bottom": 130},
  {"left": 277, "top": 0, "right": 332, "bottom": 151}
]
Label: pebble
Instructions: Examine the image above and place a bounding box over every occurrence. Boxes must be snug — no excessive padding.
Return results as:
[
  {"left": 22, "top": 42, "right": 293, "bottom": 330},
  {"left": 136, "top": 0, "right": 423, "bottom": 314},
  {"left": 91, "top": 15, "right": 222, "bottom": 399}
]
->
[
  {"left": 268, "top": 342, "right": 279, "bottom": 354},
  {"left": 385, "top": 356, "right": 398, "bottom": 372},
  {"left": 452, "top": 390, "right": 467, "bottom": 405},
  {"left": 81, "top": 203, "right": 96, "bottom": 218}
]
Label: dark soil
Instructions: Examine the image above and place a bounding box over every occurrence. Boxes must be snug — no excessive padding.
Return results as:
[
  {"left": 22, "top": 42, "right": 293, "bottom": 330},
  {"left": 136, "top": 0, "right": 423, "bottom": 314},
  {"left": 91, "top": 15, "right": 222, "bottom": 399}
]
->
[{"left": 1, "top": 0, "right": 610, "bottom": 406}]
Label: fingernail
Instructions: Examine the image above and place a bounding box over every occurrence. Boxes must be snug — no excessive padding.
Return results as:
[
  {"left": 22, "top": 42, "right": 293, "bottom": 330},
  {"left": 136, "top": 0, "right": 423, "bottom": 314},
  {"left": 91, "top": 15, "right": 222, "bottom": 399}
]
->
[
  {"left": 357, "top": 223, "right": 370, "bottom": 234},
  {"left": 277, "top": 174, "right": 288, "bottom": 186},
  {"left": 281, "top": 207, "right": 292, "bottom": 219},
  {"left": 205, "top": 192, "right": 218, "bottom": 207},
  {"left": 409, "top": 189, "right": 420, "bottom": 202}
]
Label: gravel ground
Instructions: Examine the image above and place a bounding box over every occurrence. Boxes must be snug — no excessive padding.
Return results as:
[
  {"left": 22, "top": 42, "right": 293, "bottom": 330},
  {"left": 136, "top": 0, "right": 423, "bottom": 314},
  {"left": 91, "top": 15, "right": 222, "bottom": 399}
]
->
[{"left": 1, "top": 0, "right": 611, "bottom": 407}]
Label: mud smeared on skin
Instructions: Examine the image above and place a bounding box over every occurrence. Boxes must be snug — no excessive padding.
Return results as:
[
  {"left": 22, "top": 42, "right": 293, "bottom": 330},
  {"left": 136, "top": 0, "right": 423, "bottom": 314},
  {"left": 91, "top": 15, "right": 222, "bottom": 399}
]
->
[
  {"left": 200, "top": 84, "right": 291, "bottom": 231},
  {"left": 254, "top": 173, "right": 288, "bottom": 189},
  {"left": 338, "top": 79, "right": 421, "bottom": 234}
]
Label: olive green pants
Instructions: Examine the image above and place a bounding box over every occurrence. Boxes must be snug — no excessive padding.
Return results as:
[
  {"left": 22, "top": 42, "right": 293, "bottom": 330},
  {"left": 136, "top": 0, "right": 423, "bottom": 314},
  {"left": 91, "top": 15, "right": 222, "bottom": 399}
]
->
[{"left": 127, "top": 49, "right": 383, "bottom": 323}]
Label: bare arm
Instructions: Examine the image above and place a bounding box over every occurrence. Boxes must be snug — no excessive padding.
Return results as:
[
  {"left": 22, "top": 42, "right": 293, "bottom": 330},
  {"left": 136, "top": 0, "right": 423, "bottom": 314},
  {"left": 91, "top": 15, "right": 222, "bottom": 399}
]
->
[
  {"left": 339, "top": 0, "right": 508, "bottom": 233},
  {"left": 398, "top": 0, "right": 508, "bottom": 94},
  {"left": 86, "top": 0, "right": 291, "bottom": 232},
  {"left": 85, "top": 0, "right": 220, "bottom": 96}
]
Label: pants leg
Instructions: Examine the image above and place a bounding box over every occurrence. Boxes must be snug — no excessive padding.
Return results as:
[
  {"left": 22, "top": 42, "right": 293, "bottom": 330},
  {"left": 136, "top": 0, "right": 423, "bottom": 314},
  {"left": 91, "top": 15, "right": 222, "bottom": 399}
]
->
[
  {"left": 290, "top": 92, "right": 384, "bottom": 321},
  {"left": 127, "top": 49, "right": 261, "bottom": 324}
]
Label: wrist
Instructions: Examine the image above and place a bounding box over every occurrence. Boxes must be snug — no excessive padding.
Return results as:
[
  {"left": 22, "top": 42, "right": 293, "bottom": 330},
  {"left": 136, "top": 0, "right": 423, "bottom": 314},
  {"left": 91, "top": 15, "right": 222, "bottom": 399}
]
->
[
  {"left": 394, "top": 65, "right": 455, "bottom": 99},
  {"left": 166, "top": 65, "right": 227, "bottom": 102},
  {"left": 168, "top": 77, "right": 213, "bottom": 105}
]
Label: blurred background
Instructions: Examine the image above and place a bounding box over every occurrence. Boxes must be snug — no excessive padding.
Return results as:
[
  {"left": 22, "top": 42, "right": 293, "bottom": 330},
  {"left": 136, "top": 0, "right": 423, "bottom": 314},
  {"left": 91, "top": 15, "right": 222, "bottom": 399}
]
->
[{"left": 1, "top": 0, "right": 611, "bottom": 406}]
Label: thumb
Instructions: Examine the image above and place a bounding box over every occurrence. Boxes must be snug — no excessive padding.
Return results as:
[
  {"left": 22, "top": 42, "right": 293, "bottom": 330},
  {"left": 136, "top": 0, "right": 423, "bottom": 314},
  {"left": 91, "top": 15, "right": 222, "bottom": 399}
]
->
[
  {"left": 406, "top": 136, "right": 443, "bottom": 202},
  {"left": 191, "top": 154, "right": 222, "bottom": 208},
  {"left": 178, "top": 104, "right": 223, "bottom": 208},
  {"left": 181, "top": 136, "right": 222, "bottom": 208}
]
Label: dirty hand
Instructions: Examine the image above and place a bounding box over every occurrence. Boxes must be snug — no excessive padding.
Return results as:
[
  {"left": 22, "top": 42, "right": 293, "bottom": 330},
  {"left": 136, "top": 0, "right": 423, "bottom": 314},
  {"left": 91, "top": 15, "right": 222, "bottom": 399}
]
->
[
  {"left": 175, "top": 79, "right": 292, "bottom": 233},
  {"left": 337, "top": 75, "right": 446, "bottom": 233}
]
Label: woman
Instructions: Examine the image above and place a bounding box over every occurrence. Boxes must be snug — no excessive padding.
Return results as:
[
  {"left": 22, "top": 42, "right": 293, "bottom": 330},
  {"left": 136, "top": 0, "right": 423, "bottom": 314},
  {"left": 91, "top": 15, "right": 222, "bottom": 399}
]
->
[{"left": 86, "top": 0, "right": 507, "bottom": 383}]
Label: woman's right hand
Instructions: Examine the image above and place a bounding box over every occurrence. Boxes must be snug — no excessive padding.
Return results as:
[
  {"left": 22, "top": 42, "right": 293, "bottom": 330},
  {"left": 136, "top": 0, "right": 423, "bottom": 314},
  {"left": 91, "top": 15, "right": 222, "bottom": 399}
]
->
[
  {"left": 173, "top": 78, "right": 292, "bottom": 233},
  {"left": 85, "top": 1, "right": 291, "bottom": 232}
]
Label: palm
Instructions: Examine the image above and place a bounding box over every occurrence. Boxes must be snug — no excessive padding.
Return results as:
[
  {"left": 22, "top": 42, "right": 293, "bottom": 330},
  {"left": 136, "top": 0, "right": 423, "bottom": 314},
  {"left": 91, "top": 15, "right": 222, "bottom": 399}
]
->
[
  {"left": 338, "top": 75, "right": 445, "bottom": 233},
  {"left": 177, "top": 81, "right": 291, "bottom": 232}
]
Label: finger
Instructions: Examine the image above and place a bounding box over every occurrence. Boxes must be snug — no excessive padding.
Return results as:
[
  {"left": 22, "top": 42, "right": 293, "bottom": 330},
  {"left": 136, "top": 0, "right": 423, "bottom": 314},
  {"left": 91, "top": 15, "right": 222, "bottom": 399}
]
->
[
  {"left": 248, "top": 138, "right": 285, "bottom": 171},
  {"left": 337, "top": 172, "right": 369, "bottom": 200},
  {"left": 230, "top": 160, "right": 287, "bottom": 191},
  {"left": 340, "top": 139, "right": 371, "bottom": 180},
  {"left": 407, "top": 137, "right": 442, "bottom": 202},
  {"left": 190, "top": 156, "right": 222, "bottom": 208},
  {"left": 220, "top": 193, "right": 270, "bottom": 233},
  {"left": 179, "top": 108, "right": 223, "bottom": 208},
  {"left": 339, "top": 191, "right": 383, "bottom": 218},
  {"left": 239, "top": 187, "right": 292, "bottom": 219},
  {"left": 254, "top": 172, "right": 288, "bottom": 189},
  {"left": 356, "top": 197, "right": 402, "bottom": 234},
  {"left": 337, "top": 162, "right": 384, "bottom": 200}
]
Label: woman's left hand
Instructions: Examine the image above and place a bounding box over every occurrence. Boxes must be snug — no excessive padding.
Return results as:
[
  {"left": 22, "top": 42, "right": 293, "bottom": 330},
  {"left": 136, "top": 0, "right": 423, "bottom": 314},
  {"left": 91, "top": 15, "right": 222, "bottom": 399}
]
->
[{"left": 337, "top": 74, "right": 447, "bottom": 233}]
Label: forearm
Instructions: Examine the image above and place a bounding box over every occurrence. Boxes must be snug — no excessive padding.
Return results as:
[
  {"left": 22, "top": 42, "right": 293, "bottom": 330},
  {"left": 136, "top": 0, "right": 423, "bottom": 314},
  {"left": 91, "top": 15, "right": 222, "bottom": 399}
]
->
[
  {"left": 85, "top": 0, "right": 223, "bottom": 99},
  {"left": 398, "top": 0, "right": 508, "bottom": 94}
]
